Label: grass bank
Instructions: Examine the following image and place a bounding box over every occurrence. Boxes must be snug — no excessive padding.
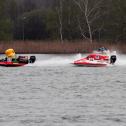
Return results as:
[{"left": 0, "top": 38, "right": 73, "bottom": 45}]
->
[{"left": 0, "top": 40, "right": 125, "bottom": 54}]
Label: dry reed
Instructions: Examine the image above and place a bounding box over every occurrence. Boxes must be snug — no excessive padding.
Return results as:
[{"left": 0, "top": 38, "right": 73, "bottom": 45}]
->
[{"left": 0, "top": 40, "right": 125, "bottom": 54}]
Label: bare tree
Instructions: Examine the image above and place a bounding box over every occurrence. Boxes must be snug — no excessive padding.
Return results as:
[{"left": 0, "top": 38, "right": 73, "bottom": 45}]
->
[
  {"left": 73, "top": 0, "right": 103, "bottom": 43},
  {"left": 56, "top": 0, "right": 63, "bottom": 43}
]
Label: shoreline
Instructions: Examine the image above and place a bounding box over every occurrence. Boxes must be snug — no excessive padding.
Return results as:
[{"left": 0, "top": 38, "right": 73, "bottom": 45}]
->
[{"left": 0, "top": 40, "right": 125, "bottom": 54}]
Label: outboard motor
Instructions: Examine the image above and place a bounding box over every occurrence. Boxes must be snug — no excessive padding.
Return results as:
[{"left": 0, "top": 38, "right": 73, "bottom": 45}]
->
[
  {"left": 29, "top": 56, "right": 36, "bottom": 63},
  {"left": 110, "top": 55, "right": 117, "bottom": 64}
]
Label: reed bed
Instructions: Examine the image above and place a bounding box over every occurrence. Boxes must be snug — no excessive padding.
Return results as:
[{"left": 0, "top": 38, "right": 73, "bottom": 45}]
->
[{"left": 0, "top": 40, "right": 125, "bottom": 54}]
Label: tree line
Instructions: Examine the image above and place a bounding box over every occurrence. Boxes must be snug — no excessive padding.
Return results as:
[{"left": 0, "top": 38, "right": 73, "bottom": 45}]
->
[{"left": 0, "top": 0, "right": 126, "bottom": 42}]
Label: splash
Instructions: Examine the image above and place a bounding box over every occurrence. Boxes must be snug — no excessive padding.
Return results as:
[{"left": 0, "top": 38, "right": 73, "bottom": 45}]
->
[
  {"left": 115, "top": 54, "right": 126, "bottom": 66},
  {"left": 27, "top": 53, "right": 83, "bottom": 67}
]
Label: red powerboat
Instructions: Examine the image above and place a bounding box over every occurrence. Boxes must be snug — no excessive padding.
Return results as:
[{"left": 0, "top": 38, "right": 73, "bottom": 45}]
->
[
  {"left": 0, "top": 56, "right": 36, "bottom": 67},
  {"left": 0, "top": 49, "right": 36, "bottom": 67},
  {"left": 73, "top": 48, "right": 117, "bottom": 67},
  {"left": 73, "top": 54, "right": 109, "bottom": 67}
]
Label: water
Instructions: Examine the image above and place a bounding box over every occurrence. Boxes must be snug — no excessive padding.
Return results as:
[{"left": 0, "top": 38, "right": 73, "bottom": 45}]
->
[{"left": 0, "top": 54, "right": 126, "bottom": 126}]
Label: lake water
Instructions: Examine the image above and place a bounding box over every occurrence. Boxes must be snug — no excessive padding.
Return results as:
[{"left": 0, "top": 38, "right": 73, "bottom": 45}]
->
[{"left": 0, "top": 54, "right": 126, "bottom": 126}]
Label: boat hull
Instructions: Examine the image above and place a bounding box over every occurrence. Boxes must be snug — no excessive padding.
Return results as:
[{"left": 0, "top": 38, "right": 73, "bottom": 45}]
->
[
  {"left": 0, "top": 62, "right": 27, "bottom": 67},
  {"left": 73, "top": 54, "right": 109, "bottom": 67},
  {"left": 73, "top": 62, "right": 108, "bottom": 67}
]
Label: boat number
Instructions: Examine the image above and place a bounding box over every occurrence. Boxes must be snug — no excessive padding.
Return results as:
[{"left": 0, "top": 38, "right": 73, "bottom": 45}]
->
[{"left": 95, "top": 55, "right": 99, "bottom": 59}]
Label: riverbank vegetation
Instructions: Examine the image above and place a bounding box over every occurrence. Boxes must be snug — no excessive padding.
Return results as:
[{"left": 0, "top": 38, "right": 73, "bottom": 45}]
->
[
  {"left": 0, "top": 0, "right": 126, "bottom": 53},
  {"left": 0, "top": 40, "right": 125, "bottom": 54}
]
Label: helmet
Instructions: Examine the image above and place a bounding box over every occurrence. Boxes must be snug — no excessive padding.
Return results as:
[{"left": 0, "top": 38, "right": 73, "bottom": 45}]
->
[{"left": 5, "top": 49, "right": 15, "bottom": 58}]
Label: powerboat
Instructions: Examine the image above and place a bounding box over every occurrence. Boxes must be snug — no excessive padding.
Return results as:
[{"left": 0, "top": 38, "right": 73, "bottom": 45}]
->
[
  {"left": 73, "top": 54, "right": 109, "bottom": 67},
  {"left": 0, "top": 49, "right": 36, "bottom": 67},
  {"left": 0, "top": 56, "right": 36, "bottom": 67},
  {"left": 73, "top": 48, "right": 117, "bottom": 67}
]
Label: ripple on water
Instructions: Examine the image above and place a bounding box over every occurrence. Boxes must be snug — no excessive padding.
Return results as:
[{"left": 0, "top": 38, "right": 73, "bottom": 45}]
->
[{"left": 0, "top": 54, "right": 126, "bottom": 126}]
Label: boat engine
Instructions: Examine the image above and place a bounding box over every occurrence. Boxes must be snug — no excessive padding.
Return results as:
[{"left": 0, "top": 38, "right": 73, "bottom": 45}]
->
[
  {"left": 110, "top": 55, "right": 117, "bottom": 64},
  {"left": 29, "top": 56, "right": 36, "bottom": 63}
]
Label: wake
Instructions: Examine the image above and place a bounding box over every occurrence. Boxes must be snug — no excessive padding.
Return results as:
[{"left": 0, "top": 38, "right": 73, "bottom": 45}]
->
[
  {"left": 115, "top": 54, "right": 126, "bottom": 66},
  {"left": 27, "top": 53, "right": 82, "bottom": 66}
]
